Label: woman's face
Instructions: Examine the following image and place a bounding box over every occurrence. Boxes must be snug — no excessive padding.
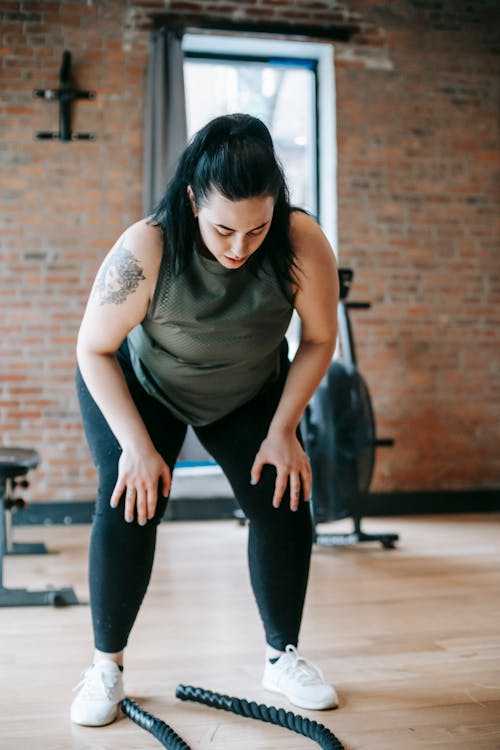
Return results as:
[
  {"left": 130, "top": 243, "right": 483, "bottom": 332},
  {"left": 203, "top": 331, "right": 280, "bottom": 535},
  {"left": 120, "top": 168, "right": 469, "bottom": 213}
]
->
[{"left": 188, "top": 187, "right": 275, "bottom": 269}]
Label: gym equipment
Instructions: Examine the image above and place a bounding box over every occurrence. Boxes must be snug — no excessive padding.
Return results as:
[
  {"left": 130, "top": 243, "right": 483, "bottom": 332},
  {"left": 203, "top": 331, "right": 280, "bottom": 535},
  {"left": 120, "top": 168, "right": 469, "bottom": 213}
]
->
[
  {"left": 302, "top": 268, "right": 399, "bottom": 548},
  {"left": 0, "top": 447, "right": 79, "bottom": 607},
  {"left": 33, "top": 50, "right": 96, "bottom": 141},
  {"left": 122, "top": 685, "right": 345, "bottom": 749}
]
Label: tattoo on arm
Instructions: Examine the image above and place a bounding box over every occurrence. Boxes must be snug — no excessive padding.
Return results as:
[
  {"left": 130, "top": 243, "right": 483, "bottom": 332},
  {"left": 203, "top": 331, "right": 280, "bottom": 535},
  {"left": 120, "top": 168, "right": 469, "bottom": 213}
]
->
[{"left": 93, "top": 241, "right": 146, "bottom": 305}]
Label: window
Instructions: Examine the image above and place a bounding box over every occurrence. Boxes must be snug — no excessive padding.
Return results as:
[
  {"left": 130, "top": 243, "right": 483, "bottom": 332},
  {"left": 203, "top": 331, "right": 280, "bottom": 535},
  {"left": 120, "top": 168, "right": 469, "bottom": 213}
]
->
[
  {"left": 184, "top": 53, "right": 318, "bottom": 216},
  {"left": 182, "top": 34, "right": 337, "bottom": 247}
]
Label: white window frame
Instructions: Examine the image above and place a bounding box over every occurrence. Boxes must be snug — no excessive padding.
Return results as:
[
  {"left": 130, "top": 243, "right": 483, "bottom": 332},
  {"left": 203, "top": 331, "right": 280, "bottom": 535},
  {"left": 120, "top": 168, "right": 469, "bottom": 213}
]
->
[{"left": 182, "top": 33, "right": 338, "bottom": 255}]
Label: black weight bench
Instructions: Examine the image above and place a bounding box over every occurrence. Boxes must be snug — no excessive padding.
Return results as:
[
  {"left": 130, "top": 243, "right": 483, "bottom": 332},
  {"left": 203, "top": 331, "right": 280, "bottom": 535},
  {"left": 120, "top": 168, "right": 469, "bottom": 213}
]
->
[{"left": 0, "top": 447, "right": 79, "bottom": 607}]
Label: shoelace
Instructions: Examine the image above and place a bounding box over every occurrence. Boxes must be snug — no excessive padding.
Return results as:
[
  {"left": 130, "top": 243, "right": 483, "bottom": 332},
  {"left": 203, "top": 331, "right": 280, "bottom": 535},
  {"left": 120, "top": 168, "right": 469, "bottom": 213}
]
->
[
  {"left": 72, "top": 666, "right": 120, "bottom": 700},
  {"left": 280, "top": 645, "right": 326, "bottom": 686}
]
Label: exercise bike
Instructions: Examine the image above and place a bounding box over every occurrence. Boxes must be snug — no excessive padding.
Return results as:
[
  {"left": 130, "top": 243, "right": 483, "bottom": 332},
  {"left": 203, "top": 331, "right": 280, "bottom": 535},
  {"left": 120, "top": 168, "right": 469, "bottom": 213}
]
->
[{"left": 302, "top": 268, "right": 399, "bottom": 548}]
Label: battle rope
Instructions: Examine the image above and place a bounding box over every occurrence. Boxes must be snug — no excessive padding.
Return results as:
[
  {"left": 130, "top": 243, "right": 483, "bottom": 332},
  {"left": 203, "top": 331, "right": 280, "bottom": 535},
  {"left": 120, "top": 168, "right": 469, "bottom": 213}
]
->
[
  {"left": 121, "top": 698, "right": 190, "bottom": 750},
  {"left": 121, "top": 685, "right": 345, "bottom": 750}
]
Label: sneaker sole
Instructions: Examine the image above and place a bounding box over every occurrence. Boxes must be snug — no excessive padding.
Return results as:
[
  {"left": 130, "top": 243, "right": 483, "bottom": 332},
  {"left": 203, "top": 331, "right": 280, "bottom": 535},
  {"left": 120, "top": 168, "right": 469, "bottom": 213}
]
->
[
  {"left": 70, "top": 703, "right": 121, "bottom": 727},
  {"left": 262, "top": 680, "right": 338, "bottom": 711}
]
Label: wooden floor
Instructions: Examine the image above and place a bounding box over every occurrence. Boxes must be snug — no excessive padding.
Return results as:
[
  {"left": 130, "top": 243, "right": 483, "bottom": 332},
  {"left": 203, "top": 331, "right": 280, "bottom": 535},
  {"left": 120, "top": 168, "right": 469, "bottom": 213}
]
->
[{"left": 1, "top": 513, "right": 499, "bottom": 749}]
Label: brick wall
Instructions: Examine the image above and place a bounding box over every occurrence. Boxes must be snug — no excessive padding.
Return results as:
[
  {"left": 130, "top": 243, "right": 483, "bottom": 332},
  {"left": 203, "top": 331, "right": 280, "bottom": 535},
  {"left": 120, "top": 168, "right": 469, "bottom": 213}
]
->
[{"left": 1, "top": 0, "right": 498, "bottom": 500}]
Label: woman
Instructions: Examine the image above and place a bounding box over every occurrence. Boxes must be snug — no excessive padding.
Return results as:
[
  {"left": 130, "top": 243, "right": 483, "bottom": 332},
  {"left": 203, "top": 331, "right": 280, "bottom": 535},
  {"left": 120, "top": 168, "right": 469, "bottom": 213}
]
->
[{"left": 71, "top": 113, "right": 340, "bottom": 727}]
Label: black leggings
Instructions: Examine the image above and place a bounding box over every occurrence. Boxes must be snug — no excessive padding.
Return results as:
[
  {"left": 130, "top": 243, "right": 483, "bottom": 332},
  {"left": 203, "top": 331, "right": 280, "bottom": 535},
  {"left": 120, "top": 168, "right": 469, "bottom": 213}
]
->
[{"left": 76, "top": 344, "right": 313, "bottom": 653}]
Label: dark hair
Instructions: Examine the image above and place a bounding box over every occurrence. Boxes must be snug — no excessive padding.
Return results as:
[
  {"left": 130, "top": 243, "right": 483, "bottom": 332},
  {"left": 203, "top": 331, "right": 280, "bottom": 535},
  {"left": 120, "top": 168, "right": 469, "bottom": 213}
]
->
[{"left": 149, "top": 113, "right": 299, "bottom": 298}]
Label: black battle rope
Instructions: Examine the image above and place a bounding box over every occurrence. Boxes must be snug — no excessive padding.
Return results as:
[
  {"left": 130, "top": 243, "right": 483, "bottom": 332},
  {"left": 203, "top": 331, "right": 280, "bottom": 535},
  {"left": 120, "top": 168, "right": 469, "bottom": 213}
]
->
[
  {"left": 121, "top": 685, "right": 345, "bottom": 750},
  {"left": 121, "top": 697, "right": 190, "bottom": 750}
]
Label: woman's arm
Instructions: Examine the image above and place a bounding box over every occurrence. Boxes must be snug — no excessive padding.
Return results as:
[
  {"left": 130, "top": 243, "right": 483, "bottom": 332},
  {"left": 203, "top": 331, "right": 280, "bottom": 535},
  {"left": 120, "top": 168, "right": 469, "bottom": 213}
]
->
[
  {"left": 77, "top": 219, "right": 170, "bottom": 524},
  {"left": 250, "top": 211, "right": 339, "bottom": 510}
]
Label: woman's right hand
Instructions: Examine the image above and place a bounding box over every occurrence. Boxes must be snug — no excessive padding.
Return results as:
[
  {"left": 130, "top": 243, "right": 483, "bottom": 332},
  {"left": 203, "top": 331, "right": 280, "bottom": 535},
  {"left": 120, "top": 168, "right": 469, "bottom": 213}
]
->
[{"left": 109, "top": 446, "right": 172, "bottom": 525}]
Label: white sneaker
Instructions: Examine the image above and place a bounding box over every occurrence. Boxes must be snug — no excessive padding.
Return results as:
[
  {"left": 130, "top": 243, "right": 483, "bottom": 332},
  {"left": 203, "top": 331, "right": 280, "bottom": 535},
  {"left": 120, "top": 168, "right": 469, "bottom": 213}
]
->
[
  {"left": 262, "top": 645, "right": 338, "bottom": 710},
  {"left": 71, "top": 660, "right": 125, "bottom": 726}
]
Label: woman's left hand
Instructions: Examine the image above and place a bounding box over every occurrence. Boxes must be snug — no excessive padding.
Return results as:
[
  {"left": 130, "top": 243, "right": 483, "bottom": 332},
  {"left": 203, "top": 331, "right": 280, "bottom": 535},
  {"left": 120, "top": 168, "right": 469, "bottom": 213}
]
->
[{"left": 250, "top": 430, "right": 312, "bottom": 511}]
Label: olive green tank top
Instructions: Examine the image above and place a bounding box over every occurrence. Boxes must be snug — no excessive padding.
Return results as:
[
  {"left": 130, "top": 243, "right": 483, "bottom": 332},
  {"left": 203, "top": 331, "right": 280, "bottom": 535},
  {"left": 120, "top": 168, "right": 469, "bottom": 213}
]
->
[{"left": 127, "top": 248, "right": 294, "bottom": 425}]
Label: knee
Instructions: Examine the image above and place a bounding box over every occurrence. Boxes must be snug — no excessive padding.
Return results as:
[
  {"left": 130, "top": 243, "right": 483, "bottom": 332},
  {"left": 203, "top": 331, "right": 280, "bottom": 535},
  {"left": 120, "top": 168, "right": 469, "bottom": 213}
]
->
[
  {"left": 93, "top": 490, "right": 168, "bottom": 533},
  {"left": 243, "top": 465, "right": 312, "bottom": 520}
]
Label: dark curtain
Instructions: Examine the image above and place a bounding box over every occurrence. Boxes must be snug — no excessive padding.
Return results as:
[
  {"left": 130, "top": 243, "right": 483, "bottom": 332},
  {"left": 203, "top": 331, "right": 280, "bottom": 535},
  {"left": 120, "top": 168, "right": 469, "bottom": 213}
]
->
[{"left": 142, "top": 28, "right": 187, "bottom": 215}]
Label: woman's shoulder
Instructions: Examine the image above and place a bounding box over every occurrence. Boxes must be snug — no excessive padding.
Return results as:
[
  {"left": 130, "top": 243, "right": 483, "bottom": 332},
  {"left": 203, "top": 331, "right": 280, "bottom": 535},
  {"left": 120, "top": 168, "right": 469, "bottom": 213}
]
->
[
  {"left": 122, "top": 217, "right": 163, "bottom": 254},
  {"left": 289, "top": 208, "right": 322, "bottom": 243},
  {"left": 104, "top": 218, "right": 165, "bottom": 302},
  {"left": 119, "top": 217, "right": 164, "bottom": 274},
  {"left": 289, "top": 209, "right": 334, "bottom": 265},
  {"left": 288, "top": 209, "right": 338, "bottom": 302}
]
